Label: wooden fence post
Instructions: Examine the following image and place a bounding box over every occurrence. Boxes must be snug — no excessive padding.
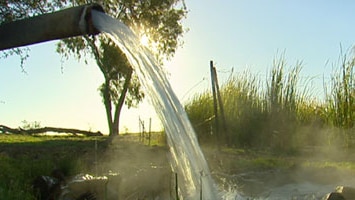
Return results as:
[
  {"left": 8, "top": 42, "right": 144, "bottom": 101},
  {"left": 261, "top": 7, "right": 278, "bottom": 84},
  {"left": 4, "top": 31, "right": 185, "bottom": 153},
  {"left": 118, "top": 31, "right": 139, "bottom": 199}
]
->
[
  {"left": 210, "top": 61, "right": 219, "bottom": 136},
  {"left": 148, "top": 118, "right": 152, "bottom": 146},
  {"left": 210, "top": 60, "right": 227, "bottom": 148},
  {"left": 212, "top": 63, "right": 227, "bottom": 134}
]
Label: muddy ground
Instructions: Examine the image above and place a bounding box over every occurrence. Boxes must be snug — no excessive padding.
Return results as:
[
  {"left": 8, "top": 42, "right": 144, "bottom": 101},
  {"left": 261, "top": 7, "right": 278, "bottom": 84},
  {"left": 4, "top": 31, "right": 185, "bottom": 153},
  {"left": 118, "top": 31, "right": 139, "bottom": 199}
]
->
[
  {"left": 203, "top": 147, "right": 355, "bottom": 199},
  {"left": 99, "top": 137, "right": 355, "bottom": 199}
]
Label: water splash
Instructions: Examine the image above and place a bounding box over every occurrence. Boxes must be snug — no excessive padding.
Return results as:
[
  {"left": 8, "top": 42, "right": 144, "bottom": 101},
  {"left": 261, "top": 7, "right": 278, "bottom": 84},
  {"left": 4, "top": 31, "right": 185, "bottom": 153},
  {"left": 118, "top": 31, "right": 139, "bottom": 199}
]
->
[{"left": 91, "top": 11, "right": 218, "bottom": 199}]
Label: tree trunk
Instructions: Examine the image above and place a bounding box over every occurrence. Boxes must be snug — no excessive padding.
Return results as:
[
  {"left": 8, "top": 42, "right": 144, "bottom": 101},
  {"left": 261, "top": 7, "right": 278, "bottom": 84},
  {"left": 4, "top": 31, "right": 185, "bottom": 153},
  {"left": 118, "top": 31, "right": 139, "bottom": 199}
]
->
[
  {"left": 103, "top": 78, "right": 114, "bottom": 136},
  {"left": 112, "top": 70, "right": 132, "bottom": 136},
  {"left": 85, "top": 37, "right": 115, "bottom": 136}
]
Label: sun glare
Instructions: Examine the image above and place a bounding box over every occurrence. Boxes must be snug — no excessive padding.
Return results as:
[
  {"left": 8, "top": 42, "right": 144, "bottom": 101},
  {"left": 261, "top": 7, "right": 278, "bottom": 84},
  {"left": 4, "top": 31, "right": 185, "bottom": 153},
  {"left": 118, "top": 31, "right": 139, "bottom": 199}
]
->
[
  {"left": 139, "top": 33, "right": 159, "bottom": 54},
  {"left": 140, "top": 34, "right": 149, "bottom": 47}
]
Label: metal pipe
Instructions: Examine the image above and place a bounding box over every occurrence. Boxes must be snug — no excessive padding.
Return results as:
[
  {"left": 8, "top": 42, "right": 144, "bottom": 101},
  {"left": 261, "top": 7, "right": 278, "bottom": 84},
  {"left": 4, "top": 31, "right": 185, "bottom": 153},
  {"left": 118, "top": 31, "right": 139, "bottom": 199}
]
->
[{"left": 0, "top": 4, "right": 104, "bottom": 51}]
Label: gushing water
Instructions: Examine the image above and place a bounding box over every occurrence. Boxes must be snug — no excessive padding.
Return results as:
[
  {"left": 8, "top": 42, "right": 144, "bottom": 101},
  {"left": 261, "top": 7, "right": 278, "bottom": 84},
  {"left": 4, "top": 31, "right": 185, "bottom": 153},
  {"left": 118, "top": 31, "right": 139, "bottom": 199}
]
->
[
  {"left": 88, "top": 11, "right": 344, "bottom": 200},
  {"left": 92, "top": 11, "right": 218, "bottom": 199}
]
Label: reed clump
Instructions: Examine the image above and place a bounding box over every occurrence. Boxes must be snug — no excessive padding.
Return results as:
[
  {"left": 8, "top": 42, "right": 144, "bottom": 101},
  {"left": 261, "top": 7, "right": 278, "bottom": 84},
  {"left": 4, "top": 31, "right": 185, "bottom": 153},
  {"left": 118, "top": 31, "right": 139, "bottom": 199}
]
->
[
  {"left": 325, "top": 51, "right": 355, "bottom": 148},
  {"left": 185, "top": 53, "right": 355, "bottom": 152}
]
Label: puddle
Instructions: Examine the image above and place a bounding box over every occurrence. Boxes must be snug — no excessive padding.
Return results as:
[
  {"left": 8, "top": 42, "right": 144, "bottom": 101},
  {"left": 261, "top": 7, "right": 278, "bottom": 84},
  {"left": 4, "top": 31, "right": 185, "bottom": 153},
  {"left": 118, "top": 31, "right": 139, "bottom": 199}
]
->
[{"left": 216, "top": 169, "right": 355, "bottom": 199}]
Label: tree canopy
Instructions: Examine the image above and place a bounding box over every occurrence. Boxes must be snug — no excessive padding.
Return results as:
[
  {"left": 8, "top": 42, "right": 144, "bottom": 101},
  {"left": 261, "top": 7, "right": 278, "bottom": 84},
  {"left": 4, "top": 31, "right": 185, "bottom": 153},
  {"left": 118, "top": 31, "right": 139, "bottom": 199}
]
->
[{"left": 1, "top": 0, "right": 187, "bottom": 135}]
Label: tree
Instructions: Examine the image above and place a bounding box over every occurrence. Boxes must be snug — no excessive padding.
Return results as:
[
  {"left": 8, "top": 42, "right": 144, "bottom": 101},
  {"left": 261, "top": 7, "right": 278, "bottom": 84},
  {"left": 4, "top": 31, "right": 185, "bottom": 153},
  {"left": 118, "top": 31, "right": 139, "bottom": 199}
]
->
[
  {"left": 1, "top": 0, "right": 187, "bottom": 136},
  {"left": 94, "top": 37, "right": 144, "bottom": 136}
]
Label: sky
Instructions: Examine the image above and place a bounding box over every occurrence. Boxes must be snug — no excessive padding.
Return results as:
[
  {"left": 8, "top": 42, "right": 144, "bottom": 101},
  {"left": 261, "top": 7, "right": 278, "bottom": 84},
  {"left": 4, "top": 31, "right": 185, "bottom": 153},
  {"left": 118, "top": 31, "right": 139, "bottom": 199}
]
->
[{"left": 1, "top": 1, "right": 355, "bottom": 134}]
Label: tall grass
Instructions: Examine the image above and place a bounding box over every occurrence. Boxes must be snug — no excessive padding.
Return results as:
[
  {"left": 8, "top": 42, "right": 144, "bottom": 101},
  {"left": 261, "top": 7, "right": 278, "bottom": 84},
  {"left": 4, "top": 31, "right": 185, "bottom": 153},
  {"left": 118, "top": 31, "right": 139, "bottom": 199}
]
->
[
  {"left": 325, "top": 50, "right": 355, "bottom": 147},
  {"left": 266, "top": 56, "right": 303, "bottom": 116},
  {"left": 220, "top": 71, "right": 265, "bottom": 147},
  {"left": 185, "top": 92, "right": 215, "bottom": 143},
  {"left": 185, "top": 53, "right": 355, "bottom": 151},
  {"left": 263, "top": 56, "right": 312, "bottom": 151}
]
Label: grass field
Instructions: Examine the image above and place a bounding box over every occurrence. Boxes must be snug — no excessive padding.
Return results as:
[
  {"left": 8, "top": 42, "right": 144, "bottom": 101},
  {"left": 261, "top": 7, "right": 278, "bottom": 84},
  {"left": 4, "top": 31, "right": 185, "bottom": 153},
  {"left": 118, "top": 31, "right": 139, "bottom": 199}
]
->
[
  {"left": 0, "top": 133, "right": 172, "bottom": 199},
  {"left": 2, "top": 133, "right": 355, "bottom": 199},
  {"left": 0, "top": 134, "right": 108, "bottom": 199}
]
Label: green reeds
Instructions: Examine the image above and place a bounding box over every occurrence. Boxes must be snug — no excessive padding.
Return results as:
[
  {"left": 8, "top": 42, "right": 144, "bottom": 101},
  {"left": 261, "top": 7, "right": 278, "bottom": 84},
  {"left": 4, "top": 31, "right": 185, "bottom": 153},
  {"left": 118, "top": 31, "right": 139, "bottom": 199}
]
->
[
  {"left": 266, "top": 56, "right": 303, "bottom": 116},
  {"left": 325, "top": 50, "right": 355, "bottom": 147},
  {"left": 220, "top": 71, "right": 265, "bottom": 147},
  {"left": 264, "top": 55, "right": 310, "bottom": 150},
  {"left": 186, "top": 51, "right": 355, "bottom": 150},
  {"left": 325, "top": 51, "right": 355, "bottom": 129},
  {"left": 185, "top": 55, "right": 317, "bottom": 150}
]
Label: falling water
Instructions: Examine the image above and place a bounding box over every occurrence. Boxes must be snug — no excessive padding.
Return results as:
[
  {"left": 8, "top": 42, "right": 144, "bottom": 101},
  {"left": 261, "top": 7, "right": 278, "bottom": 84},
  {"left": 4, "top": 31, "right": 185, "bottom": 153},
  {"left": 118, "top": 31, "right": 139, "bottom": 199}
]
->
[{"left": 91, "top": 11, "right": 218, "bottom": 199}]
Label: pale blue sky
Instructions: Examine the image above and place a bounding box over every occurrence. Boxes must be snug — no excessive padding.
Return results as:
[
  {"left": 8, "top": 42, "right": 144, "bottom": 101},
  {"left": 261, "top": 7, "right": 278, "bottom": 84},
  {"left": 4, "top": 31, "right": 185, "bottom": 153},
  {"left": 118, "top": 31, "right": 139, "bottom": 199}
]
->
[{"left": 1, "top": 1, "right": 355, "bottom": 133}]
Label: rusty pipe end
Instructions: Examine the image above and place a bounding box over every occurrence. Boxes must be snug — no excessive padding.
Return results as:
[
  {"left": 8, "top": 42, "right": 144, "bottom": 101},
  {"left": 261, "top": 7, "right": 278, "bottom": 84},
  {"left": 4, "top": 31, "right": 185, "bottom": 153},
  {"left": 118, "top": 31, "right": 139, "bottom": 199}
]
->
[{"left": 79, "top": 4, "right": 105, "bottom": 36}]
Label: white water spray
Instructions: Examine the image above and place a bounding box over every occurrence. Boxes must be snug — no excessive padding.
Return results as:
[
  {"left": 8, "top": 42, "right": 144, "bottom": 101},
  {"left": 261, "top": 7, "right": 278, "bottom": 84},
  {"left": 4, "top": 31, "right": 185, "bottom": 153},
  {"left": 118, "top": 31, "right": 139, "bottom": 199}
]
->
[{"left": 91, "top": 11, "right": 218, "bottom": 199}]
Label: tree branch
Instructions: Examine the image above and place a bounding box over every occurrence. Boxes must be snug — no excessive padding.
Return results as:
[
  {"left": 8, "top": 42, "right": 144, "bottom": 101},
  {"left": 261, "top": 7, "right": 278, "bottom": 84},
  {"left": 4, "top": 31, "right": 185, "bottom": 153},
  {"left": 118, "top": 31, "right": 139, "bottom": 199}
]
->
[{"left": 0, "top": 125, "right": 103, "bottom": 136}]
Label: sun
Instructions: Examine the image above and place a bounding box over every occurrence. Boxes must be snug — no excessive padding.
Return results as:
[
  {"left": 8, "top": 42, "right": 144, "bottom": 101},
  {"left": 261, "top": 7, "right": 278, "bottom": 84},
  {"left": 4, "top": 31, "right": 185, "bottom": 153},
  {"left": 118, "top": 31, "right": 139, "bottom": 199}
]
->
[
  {"left": 139, "top": 33, "right": 159, "bottom": 54},
  {"left": 140, "top": 34, "right": 149, "bottom": 47}
]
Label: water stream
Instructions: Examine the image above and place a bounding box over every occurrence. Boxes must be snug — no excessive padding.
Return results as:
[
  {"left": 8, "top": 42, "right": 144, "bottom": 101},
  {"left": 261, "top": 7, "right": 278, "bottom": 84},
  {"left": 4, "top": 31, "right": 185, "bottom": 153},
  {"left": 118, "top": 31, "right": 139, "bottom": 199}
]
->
[
  {"left": 89, "top": 11, "right": 355, "bottom": 200},
  {"left": 91, "top": 11, "right": 218, "bottom": 199}
]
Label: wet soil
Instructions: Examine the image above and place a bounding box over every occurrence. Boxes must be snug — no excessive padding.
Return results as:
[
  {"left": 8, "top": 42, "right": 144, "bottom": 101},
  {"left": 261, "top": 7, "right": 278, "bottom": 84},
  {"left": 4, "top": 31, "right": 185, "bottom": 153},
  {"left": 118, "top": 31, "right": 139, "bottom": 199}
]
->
[
  {"left": 202, "top": 147, "right": 355, "bottom": 199},
  {"left": 99, "top": 138, "right": 355, "bottom": 199}
]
